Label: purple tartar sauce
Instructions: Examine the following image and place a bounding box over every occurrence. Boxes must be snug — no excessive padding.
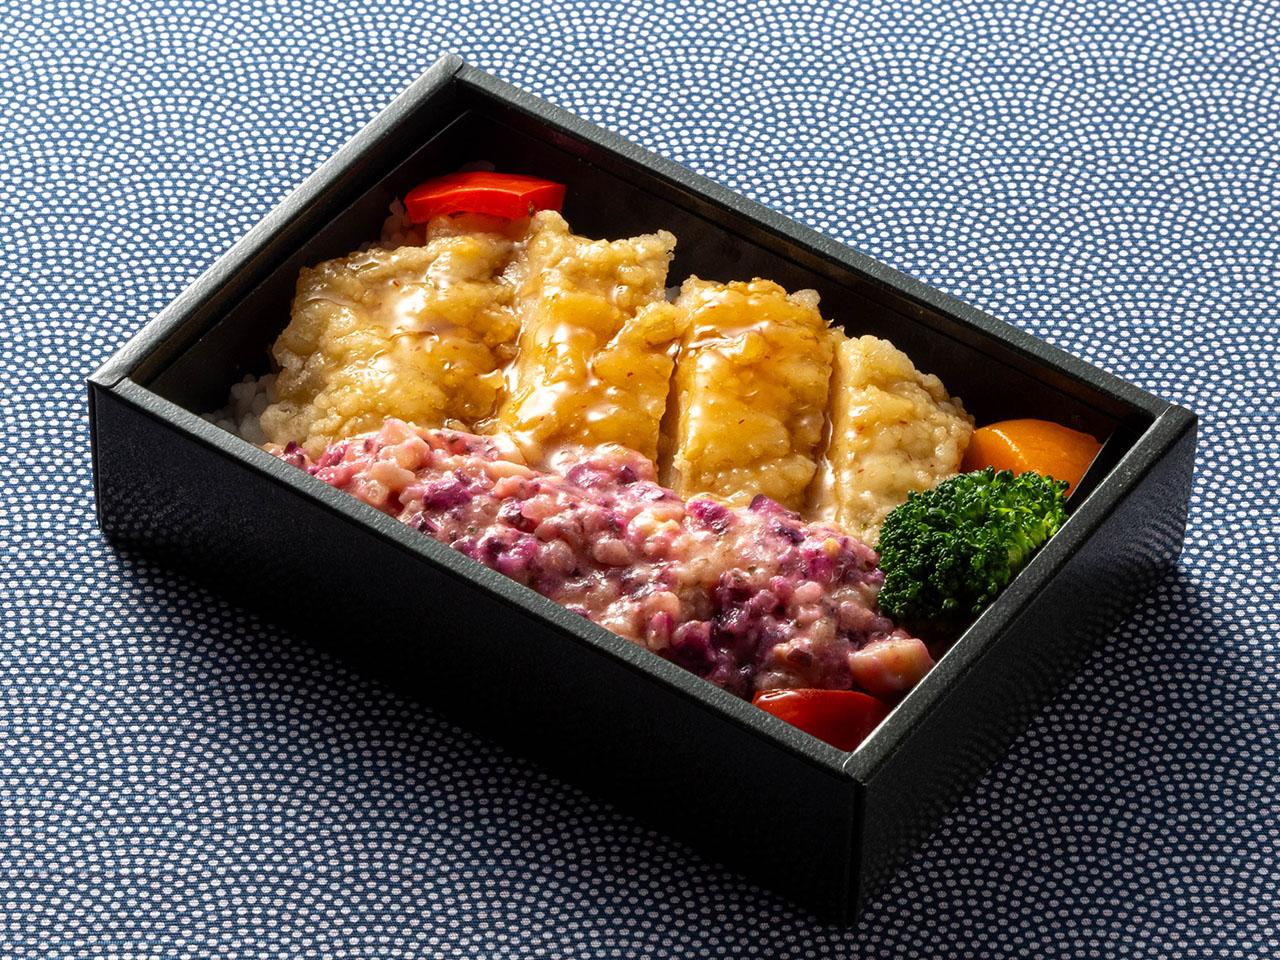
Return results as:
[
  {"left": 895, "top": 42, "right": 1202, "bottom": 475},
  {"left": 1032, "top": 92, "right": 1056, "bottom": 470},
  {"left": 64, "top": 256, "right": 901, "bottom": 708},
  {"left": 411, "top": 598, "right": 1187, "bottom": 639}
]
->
[{"left": 277, "top": 419, "right": 933, "bottom": 699}]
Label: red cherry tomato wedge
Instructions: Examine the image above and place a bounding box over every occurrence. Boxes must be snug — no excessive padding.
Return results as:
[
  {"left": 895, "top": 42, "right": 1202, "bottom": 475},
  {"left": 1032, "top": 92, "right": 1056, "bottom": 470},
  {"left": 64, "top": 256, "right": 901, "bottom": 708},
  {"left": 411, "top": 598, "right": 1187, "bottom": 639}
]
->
[
  {"left": 404, "top": 171, "right": 566, "bottom": 223},
  {"left": 752, "top": 689, "right": 891, "bottom": 752}
]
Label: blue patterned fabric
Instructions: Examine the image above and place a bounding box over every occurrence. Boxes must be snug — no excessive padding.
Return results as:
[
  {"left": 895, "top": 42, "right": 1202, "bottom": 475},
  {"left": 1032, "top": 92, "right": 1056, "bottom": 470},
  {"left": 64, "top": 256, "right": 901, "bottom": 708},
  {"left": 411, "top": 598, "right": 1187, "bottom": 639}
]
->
[{"left": 2, "top": 0, "right": 1277, "bottom": 954}]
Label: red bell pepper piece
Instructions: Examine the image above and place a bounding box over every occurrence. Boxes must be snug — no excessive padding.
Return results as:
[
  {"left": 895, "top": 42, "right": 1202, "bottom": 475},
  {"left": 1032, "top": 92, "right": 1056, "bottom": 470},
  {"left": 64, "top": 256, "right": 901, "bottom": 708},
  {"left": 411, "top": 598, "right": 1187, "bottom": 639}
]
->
[
  {"left": 404, "top": 171, "right": 565, "bottom": 223},
  {"left": 752, "top": 689, "right": 891, "bottom": 752}
]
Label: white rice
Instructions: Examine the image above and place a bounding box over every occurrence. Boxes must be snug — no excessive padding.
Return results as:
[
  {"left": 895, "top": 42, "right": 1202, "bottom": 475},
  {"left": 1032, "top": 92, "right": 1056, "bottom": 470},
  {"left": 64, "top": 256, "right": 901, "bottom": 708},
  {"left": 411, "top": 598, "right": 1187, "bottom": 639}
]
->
[
  {"left": 203, "top": 372, "right": 275, "bottom": 445},
  {"left": 378, "top": 198, "right": 427, "bottom": 248}
]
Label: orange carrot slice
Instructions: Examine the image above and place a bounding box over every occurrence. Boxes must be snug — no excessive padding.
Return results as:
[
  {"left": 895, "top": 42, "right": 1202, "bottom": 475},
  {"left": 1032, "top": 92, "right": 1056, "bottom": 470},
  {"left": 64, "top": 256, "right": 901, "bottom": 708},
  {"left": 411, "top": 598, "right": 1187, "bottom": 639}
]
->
[{"left": 960, "top": 418, "right": 1102, "bottom": 494}]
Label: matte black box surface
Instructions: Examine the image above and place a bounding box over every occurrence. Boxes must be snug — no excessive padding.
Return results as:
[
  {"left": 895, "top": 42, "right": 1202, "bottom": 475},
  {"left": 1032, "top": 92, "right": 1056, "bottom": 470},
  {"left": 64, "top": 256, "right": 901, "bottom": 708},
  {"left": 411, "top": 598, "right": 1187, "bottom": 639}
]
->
[{"left": 89, "top": 56, "right": 1195, "bottom": 921}]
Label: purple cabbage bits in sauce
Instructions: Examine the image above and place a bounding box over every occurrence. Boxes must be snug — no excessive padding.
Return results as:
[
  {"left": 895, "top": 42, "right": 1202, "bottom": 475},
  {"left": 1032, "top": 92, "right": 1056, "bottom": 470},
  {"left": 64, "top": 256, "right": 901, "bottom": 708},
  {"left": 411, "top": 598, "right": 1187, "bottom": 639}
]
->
[{"left": 280, "top": 419, "right": 932, "bottom": 700}]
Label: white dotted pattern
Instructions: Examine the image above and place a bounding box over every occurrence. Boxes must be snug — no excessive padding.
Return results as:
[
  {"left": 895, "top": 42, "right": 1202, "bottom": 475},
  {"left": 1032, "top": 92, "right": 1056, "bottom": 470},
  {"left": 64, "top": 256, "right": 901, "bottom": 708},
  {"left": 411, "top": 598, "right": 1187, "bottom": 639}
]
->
[{"left": 2, "top": 0, "right": 1278, "bottom": 956}]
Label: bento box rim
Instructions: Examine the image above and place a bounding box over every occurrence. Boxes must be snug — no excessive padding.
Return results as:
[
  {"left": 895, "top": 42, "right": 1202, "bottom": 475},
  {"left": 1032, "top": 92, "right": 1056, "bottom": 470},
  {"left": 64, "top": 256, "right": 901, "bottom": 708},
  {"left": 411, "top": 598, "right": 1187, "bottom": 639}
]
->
[{"left": 88, "top": 54, "right": 1196, "bottom": 784}]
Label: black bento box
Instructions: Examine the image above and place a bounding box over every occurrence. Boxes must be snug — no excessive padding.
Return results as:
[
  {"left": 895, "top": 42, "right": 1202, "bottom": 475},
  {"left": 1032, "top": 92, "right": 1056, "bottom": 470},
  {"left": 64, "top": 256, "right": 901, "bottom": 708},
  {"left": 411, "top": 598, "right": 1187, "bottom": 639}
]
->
[{"left": 89, "top": 55, "right": 1196, "bottom": 922}]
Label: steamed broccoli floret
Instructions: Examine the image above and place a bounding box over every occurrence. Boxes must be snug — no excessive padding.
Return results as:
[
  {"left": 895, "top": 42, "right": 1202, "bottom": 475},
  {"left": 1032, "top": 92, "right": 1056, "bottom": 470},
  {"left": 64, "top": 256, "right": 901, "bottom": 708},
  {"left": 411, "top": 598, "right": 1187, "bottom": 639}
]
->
[{"left": 875, "top": 468, "right": 1069, "bottom": 622}]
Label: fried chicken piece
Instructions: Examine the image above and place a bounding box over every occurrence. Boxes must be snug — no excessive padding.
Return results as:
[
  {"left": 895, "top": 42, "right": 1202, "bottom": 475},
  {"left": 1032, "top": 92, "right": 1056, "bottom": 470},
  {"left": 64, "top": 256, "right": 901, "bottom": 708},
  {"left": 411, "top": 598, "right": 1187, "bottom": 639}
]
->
[
  {"left": 492, "top": 211, "right": 682, "bottom": 465},
  {"left": 661, "top": 277, "right": 835, "bottom": 511},
  {"left": 259, "top": 214, "right": 525, "bottom": 456},
  {"left": 820, "top": 334, "right": 973, "bottom": 544}
]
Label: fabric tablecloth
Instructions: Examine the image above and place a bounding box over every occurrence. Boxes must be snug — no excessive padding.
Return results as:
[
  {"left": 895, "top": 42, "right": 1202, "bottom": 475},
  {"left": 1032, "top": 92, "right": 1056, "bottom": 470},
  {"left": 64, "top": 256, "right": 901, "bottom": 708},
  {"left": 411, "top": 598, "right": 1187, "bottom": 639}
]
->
[{"left": 3, "top": 0, "right": 1277, "bottom": 956}]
